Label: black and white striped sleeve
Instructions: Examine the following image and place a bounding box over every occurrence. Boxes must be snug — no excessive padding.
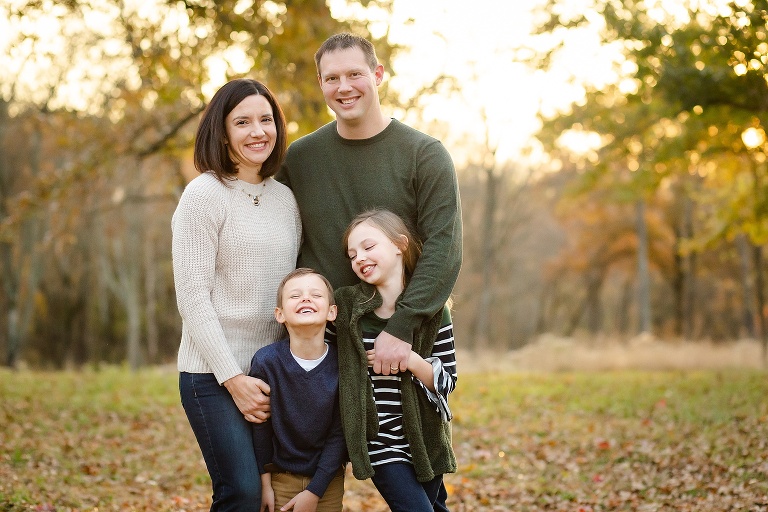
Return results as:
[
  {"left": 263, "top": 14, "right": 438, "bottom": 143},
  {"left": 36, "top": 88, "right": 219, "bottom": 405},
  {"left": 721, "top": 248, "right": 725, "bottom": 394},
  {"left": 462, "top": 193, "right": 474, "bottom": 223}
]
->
[{"left": 413, "top": 314, "right": 457, "bottom": 421}]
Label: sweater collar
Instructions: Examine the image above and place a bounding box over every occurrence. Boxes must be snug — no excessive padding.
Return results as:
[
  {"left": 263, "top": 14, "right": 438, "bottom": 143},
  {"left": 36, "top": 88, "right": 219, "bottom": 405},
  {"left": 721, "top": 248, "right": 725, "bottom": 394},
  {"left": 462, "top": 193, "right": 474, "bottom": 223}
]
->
[{"left": 330, "top": 119, "right": 398, "bottom": 146}]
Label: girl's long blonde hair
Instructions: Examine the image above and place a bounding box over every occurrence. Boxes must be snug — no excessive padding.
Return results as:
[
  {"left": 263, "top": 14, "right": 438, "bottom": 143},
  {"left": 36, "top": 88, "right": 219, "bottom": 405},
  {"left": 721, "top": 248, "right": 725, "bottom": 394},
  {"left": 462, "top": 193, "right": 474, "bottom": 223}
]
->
[{"left": 342, "top": 209, "right": 422, "bottom": 286}]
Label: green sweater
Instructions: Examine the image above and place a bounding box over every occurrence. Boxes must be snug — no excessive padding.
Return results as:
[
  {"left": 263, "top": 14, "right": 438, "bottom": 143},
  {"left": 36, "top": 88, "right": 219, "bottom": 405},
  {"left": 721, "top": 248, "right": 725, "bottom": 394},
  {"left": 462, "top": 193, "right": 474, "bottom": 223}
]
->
[
  {"left": 279, "top": 119, "right": 462, "bottom": 343},
  {"left": 334, "top": 282, "right": 457, "bottom": 482}
]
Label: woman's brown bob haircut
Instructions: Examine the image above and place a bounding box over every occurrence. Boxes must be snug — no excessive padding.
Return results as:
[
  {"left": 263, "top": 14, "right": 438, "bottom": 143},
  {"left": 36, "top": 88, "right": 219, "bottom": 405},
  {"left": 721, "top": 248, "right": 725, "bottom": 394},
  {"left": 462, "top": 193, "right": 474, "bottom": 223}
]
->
[{"left": 193, "top": 78, "right": 287, "bottom": 183}]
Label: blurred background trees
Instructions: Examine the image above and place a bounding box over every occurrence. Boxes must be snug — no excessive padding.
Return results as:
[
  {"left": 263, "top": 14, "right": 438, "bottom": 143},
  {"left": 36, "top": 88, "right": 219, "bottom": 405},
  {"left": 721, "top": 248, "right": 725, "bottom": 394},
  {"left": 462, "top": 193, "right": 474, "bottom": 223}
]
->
[
  {"left": 0, "top": 0, "right": 766, "bottom": 368},
  {"left": 529, "top": 0, "right": 768, "bottom": 356}
]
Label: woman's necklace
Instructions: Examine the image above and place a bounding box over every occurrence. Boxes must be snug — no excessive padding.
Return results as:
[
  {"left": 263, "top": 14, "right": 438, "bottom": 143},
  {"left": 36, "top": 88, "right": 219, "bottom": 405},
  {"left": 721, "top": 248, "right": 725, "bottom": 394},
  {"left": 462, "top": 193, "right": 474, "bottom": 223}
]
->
[{"left": 240, "top": 180, "right": 267, "bottom": 206}]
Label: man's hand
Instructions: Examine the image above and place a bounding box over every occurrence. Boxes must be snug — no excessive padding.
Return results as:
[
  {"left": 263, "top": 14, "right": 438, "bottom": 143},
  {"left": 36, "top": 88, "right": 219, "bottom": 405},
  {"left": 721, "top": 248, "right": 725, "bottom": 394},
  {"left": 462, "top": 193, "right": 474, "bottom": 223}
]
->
[
  {"left": 223, "top": 374, "right": 271, "bottom": 423},
  {"left": 373, "top": 331, "right": 411, "bottom": 376},
  {"left": 280, "top": 489, "right": 319, "bottom": 512}
]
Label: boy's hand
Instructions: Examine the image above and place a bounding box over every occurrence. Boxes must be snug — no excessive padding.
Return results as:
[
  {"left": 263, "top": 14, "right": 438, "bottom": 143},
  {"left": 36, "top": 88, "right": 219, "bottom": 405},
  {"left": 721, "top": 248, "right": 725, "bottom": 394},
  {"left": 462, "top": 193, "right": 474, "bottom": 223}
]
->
[
  {"left": 280, "top": 489, "right": 319, "bottom": 512},
  {"left": 260, "top": 475, "right": 275, "bottom": 512}
]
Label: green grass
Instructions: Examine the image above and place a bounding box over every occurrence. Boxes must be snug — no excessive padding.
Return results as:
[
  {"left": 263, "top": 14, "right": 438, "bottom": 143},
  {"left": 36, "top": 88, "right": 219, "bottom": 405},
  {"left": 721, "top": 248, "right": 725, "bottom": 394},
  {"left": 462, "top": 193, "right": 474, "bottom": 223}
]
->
[{"left": 1, "top": 367, "right": 766, "bottom": 511}]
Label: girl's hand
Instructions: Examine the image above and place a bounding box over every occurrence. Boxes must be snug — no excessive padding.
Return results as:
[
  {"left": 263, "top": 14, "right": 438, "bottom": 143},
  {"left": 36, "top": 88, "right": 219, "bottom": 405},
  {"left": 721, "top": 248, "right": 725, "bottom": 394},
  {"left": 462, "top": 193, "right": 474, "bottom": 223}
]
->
[
  {"left": 366, "top": 349, "right": 376, "bottom": 367},
  {"left": 405, "top": 350, "right": 437, "bottom": 392},
  {"left": 223, "top": 374, "right": 271, "bottom": 423}
]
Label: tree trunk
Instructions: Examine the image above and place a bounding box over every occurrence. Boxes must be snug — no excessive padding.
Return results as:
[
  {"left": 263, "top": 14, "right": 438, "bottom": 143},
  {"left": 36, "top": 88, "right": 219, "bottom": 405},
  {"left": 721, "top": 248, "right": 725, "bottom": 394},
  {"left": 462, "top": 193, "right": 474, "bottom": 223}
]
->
[
  {"left": 736, "top": 234, "right": 757, "bottom": 337},
  {"left": 1, "top": 121, "right": 45, "bottom": 367},
  {"left": 752, "top": 244, "right": 767, "bottom": 361},
  {"left": 564, "top": 269, "right": 604, "bottom": 336},
  {"left": 585, "top": 269, "right": 604, "bottom": 334},
  {"left": 617, "top": 278, "right": 633, "bottom": 338},
  {"left": 672, "top": 247, "right": 685, "bottom": 337},
  {"left": 673, "top": 192, "right": 695, "bottom": 338},
  {"left": 144, "top": 231, "right": 159, "bottom": 363},
  {"left": 470, "top": 166, "right": 499, "bottom": 349},
  {"left": 635, "top": 199, "right": 652, "bottom": 334},
  {"left": 682, "top": 195, "right": 697, "bottom": 340}
]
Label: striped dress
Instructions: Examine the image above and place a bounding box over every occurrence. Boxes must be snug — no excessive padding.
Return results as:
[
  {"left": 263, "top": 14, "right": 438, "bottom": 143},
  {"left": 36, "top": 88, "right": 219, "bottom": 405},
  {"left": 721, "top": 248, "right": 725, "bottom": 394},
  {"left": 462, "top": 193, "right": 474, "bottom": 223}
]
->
[{"left": 360, "top": 306, "right": 457, "bottom": 467}]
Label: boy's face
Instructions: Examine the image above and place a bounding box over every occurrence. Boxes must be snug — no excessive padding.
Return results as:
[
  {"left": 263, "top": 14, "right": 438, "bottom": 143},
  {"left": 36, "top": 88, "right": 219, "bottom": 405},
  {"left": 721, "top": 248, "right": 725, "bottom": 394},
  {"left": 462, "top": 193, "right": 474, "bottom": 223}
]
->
[{"left": 275, "top": 274, "right": 337, "bottom": 327}]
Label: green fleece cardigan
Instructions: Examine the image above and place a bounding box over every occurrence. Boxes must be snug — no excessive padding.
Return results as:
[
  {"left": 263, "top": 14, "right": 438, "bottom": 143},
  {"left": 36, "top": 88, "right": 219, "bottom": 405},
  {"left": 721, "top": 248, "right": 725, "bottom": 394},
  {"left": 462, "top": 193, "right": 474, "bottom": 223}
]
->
[{"left": 334, "top": 282, "right": 457, "bottom": 483}]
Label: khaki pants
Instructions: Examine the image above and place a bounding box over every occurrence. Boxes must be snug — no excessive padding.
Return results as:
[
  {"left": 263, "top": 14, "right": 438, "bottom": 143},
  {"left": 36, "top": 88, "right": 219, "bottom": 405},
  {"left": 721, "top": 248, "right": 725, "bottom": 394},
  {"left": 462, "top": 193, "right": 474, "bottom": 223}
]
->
[{"left": 271, "top": 470, "right": 344, "bottom": 512}]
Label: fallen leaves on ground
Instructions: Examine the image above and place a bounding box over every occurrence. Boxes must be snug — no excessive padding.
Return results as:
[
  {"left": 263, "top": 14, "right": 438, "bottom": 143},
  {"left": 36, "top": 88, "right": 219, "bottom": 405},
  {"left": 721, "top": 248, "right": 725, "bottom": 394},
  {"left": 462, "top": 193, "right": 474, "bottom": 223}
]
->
[{"left": 1, "top": 367, "right": 766, "bottom": 511}]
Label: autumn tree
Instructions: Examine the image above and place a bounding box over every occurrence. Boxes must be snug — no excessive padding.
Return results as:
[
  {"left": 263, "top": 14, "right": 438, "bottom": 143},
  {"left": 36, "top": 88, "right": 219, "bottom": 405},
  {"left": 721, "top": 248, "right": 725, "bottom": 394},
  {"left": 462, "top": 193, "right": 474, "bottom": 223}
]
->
[
  {"left": 0, "top": 0, "right": 395, "bottom": 367},
  {"left": 532, "top": 0, "right": 768, "bottom": 344}
]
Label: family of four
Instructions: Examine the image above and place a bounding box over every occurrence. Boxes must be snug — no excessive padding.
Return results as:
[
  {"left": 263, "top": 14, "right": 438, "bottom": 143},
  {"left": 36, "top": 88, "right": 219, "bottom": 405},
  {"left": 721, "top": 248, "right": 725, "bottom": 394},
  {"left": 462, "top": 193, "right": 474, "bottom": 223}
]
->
[{"left": 171, "top": 33, "right": 463, "bottom": 512}]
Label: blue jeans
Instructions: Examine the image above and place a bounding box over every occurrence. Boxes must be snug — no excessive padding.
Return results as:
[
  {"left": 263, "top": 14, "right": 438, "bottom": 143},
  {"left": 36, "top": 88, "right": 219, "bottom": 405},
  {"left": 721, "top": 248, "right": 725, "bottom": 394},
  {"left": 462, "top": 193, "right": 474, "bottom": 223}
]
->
[
  {"left": 180, "top": 372, "right": 261, "bottom": 511},
  {"left": 371, "top": 463, "right": 449, "bottom": 512}
]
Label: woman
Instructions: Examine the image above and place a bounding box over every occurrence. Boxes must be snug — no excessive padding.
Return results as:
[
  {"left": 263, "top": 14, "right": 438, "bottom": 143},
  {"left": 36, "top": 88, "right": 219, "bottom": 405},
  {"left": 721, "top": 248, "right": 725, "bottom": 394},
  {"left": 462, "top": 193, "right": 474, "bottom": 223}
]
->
[{"left": 172, "top": 78, "right": 301, "bottom": 510}]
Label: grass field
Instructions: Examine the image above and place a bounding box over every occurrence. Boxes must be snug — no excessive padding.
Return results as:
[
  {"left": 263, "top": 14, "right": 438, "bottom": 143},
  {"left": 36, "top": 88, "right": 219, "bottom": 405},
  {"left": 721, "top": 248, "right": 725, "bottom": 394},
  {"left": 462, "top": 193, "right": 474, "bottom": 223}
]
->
[{"left": 1, "top": 363, "right": 767, "bottom": 511}]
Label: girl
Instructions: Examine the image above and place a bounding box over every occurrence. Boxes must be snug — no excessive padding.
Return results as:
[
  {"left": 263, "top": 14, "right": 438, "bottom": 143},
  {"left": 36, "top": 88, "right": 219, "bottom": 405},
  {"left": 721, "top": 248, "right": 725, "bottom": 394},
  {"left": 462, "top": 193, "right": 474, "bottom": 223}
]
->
[{"left": 334, "top": 209, "right": 458, "bottom": 512}]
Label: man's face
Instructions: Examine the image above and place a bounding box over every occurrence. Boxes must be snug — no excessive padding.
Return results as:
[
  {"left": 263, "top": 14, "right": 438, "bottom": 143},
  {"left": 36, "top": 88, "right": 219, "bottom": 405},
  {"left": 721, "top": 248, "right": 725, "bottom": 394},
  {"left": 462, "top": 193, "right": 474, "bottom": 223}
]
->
[{"left": 317, "top": 46, "right": 383, "bottom": 127}]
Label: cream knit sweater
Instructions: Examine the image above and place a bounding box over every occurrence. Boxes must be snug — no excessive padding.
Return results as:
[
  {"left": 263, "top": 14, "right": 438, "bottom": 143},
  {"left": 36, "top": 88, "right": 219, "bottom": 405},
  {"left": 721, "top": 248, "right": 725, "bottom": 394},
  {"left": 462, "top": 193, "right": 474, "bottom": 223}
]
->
[{"left": 172, "top": 172, "right": 301, "bottom": 384}]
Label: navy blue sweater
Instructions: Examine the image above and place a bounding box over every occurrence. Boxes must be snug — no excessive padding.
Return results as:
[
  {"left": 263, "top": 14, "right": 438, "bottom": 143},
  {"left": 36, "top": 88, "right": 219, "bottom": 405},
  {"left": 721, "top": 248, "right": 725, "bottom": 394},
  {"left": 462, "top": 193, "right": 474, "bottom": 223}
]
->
[{"left": 248, "top": 339, "right": 347, "bottom": 498}]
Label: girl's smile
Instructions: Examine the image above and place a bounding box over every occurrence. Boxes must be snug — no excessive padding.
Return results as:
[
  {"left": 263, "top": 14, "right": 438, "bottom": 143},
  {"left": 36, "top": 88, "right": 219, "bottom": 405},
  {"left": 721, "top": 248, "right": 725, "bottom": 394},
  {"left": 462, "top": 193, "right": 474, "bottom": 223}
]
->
[{"left": 346, "top": 220, "right": 404, "bottom": 289}]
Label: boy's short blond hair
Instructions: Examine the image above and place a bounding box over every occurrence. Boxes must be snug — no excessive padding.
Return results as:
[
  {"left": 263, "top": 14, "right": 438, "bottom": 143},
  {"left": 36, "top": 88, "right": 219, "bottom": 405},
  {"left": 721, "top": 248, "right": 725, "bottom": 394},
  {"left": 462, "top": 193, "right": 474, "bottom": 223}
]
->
[{"left": 276, "top": 268, "right": 335, "bottom": 308}]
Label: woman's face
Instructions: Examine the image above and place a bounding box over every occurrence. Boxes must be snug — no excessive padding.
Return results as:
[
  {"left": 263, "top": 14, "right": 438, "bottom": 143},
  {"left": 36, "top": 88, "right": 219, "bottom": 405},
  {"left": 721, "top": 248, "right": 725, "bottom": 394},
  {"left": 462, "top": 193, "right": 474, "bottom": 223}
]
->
[{"left": 224, "top": 94, "right": 277, "bottom": 181}]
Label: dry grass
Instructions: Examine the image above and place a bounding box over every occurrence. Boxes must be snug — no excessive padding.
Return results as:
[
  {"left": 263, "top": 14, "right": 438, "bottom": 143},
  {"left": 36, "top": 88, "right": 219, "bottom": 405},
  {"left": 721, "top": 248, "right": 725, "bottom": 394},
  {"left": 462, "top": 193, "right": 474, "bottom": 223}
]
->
[
  {"left": 2, "top": 362, "right": 767, "bottom": 510},
  {"left": 457, "top": 334, "right": 766, "bottom": 373}
]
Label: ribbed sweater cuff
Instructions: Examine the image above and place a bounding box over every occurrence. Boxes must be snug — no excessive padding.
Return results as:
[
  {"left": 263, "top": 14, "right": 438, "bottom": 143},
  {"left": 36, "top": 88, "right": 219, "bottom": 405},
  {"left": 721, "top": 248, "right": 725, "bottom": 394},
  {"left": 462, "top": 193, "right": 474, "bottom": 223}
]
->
[
  {"left": 306, "top": 470, "right": 334, "bottom": 499},
  {"left": 189, "top": 322, "right": 243, "bottom": 384},
  {"left": 384, "top": 308, "right": 418, "bottom": 344}
]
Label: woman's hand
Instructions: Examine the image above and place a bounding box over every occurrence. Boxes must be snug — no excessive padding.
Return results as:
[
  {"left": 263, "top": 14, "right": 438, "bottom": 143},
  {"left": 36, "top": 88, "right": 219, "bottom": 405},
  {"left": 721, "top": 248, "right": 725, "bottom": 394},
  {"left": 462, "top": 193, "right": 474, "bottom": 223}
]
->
[{"left": 223, "top": 374, "right": 271, "bottom": 423}]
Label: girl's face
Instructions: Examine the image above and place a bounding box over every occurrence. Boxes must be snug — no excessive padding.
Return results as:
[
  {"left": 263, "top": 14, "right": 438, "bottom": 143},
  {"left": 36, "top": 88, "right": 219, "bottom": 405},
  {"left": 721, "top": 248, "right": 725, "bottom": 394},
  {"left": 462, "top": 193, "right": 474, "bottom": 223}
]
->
[
  {"left": 224, "top": 94, "right": 276, "bottom": 181},
  {"left": 346, "top": 221, "right": 404, "bottom": 288}
]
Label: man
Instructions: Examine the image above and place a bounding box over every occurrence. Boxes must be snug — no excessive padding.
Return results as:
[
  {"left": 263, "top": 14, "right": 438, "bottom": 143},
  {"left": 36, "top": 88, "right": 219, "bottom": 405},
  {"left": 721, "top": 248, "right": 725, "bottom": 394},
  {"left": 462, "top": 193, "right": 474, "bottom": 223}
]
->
[{"left": 279, "top": 33, "right": 462, "bottom": 376}]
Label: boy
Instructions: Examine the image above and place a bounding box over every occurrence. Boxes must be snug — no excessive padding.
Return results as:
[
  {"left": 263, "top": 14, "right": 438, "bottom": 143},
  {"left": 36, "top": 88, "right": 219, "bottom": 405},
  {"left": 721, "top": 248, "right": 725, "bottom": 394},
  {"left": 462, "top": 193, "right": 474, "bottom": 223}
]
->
[{"left": 249, "top": 268, "right": 346, "bottom": 512}]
